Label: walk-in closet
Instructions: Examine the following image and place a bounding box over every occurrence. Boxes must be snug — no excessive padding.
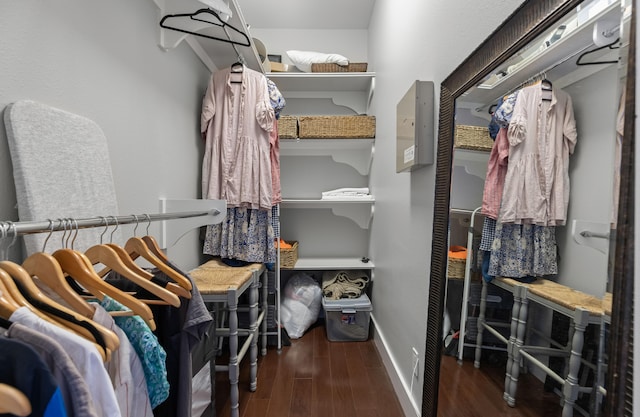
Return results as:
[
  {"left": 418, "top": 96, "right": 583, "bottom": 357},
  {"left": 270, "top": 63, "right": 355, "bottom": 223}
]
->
[{"left": 0, "top": 1, "right": 635, "bottom": 417}]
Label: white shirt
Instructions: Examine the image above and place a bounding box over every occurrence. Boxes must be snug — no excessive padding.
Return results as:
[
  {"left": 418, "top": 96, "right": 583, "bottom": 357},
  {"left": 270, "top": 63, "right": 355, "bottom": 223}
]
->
[
  {"left": 90, "top": 303, "right": 153, "bottom": 417},
  {"left": 10, "top": 306, "right": 122, "bottom": 417}
]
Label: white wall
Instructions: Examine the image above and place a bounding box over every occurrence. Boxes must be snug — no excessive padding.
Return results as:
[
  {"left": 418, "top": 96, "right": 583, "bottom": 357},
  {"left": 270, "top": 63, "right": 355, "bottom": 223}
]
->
[
  {"left": 366, "top": 1, "right": 520, "bottom": 414},
  {"left": 0, "top": 0, "right": 210, "bottom": 269}
]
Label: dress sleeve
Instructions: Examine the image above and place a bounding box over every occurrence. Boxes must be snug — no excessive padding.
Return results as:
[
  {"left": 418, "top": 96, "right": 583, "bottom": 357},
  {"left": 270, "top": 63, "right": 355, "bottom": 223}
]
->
[
  {"left": 563, "top": 94, "right": 578, "bottom": 154},
  {"left": 256, "top": 79, "right": 275, "bottom": 132},
  {"left": 200, "top": 76, "right": 216, "bottom": 138},
  {"left": 507, "top": 91, "right": 527, "bottom": 147}
]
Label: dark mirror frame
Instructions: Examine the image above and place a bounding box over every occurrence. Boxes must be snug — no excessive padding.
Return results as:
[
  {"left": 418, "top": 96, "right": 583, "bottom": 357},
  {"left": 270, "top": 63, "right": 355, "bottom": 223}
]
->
[{"left": 423, "top": 1, "right": 635, "bottom": 416}]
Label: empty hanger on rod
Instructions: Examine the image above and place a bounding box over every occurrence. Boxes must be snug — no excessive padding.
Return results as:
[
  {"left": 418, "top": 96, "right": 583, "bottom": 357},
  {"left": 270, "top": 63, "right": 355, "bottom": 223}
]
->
[
  {"left": 576, "top": 38, "right": 620, "bottom": 66},
  {"left": 159, "top": 8, "right": 251, "bottom": 47}
]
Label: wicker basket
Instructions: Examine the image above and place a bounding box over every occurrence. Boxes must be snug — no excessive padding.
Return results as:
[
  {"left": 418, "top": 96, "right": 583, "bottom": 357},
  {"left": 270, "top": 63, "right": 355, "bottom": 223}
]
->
[
  {"left": 311, "top": 62, "right": 368, "bottom": 72},
  {"left": 454, "top": 125, "right": 494, "bottom": 152},
  {"left": 298, "top": 115, "right": 375, "bottom": 139},
  {"left": 280, "top": 240, "right": 298, "bottom": 269},
  {"left": 447, "top": 245, "right": 467, "bottom": 279},
  {"left": 278, "top": 116, "right": 298, "bottom": 139}
]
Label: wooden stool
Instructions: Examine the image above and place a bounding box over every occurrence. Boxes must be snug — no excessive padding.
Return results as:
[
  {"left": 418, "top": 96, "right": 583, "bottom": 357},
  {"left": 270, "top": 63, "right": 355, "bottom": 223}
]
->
[
  {"left": 475, "top": 277, "right": 605, "bottom": 417},
  {"left": 190, "top": 259, "right": 268, "bottom": 417}
]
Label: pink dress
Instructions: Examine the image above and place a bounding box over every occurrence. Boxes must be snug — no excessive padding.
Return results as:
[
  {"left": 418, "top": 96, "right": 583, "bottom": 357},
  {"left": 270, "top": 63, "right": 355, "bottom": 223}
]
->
[
  {"left": 499, "top": 84, "right": 577, "bottom": 226},
  {"left": 200, "top": 65, "right": 275, "bottom": 210},
  {"left": 481, "top": 127, "right": 510, "bottom": 219}
]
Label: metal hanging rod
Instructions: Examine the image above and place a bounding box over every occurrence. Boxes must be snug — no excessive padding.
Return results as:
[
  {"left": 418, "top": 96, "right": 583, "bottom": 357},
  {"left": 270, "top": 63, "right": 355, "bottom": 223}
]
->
[{"left": 2, "top": 209, "right": 221, "bottom": 237}]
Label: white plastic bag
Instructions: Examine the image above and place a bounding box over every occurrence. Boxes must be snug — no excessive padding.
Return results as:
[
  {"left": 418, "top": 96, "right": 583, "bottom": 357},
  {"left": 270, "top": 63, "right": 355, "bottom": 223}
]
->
[{"left": 280, "top": 272, "right": 322, "bottom": 339}]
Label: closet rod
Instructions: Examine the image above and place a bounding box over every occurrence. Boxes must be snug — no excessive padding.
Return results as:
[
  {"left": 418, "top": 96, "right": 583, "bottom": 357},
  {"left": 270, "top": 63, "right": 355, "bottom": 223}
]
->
[{"left": 5, "top": 210, "right": 221, "bottom": 236}]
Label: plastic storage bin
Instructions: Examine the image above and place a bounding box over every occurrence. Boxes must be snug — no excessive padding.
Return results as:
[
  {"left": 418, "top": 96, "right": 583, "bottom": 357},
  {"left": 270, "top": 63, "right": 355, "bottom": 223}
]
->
[{"left": 322, "top": 294, "right": 372, "bottom": 342}]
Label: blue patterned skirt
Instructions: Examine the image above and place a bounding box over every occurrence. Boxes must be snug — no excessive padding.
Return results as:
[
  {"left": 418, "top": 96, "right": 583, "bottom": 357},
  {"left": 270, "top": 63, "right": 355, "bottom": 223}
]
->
[
  {"left": 203, "top": 207, "right": 276, "bottom": 263},
  {"left": 487, "top": 222, "right": 557, "bottom": 278}
]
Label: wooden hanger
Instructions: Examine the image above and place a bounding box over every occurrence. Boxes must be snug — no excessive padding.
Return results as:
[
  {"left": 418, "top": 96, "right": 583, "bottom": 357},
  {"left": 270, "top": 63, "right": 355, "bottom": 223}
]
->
[
  {"left": 125, "top": 236, "right": 193, "bottom": 293},
  {"left": 0, "top": 270, "right": 20, "bottom": 319},
  {"left": 0, "top": 383, "right": 31, "bottom": 416},
  {"left": 140, "top": 236, "right": 192, "bottom": 299},
  {"left": 86, "top": 243, "right": 181, "bottom": 307},
  {"left": 52, "top": 248, "right": 157, "bottom": 331},
  {"left": 0, "top": 261, "right": 119, "bottom": 359},
  {"left": 105, "top": 241, "right": 191, "bottom": 299},
  {"left": 0, "top": 264, "right": 108, "bottom": 362},
  {"left": 22, "top": 252, "right": 96, "bottom": 318}
]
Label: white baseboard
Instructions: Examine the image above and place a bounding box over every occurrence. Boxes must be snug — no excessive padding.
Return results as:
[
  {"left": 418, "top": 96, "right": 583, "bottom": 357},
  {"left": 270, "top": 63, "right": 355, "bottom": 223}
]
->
[{"left": 370, "top": 314, "right": 421, "bottom": 417}]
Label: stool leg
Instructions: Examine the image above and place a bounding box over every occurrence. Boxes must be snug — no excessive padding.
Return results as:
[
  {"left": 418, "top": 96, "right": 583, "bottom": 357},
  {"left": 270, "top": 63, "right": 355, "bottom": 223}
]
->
[
  {"left": 474, "top": 279, "right": 489, "bottom": 368},
  {"left": 507, "top": 286, "right": 528, "bottom": 407},
  {"left": 261, "top": 269, "right": 268, "bottom": 356},
  {"left": 227, "top": 288, "right": 240, "bottom": 417},
  {"left": 504, "top": 285, "right": 522, "bottom": 403},
  {"left": 561, "top": 308, "right": 589, "bottom": 417},
  {"left": 249, "top": 271, "right": 259, "bottom": 392}
]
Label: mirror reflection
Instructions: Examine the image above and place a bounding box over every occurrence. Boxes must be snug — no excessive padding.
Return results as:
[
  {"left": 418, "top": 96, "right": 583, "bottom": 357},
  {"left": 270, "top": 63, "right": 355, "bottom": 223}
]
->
[{"left": 437, "top": 0, "right": 630, "bottom": 415}]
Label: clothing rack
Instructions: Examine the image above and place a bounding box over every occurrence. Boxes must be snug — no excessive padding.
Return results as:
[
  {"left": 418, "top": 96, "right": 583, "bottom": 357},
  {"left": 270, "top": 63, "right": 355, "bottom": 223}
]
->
[{"left": 3, "top": 205, "right": 223, "bottom": 238}]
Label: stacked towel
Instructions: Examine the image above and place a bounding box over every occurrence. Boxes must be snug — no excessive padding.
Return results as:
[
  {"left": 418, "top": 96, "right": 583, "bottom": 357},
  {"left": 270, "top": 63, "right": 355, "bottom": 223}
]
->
[
  {"left": 321, "top": 187, "right": 372, "bottom": 200},
  {"left": 322, "top": 270, "right": 370, "bottom": 300}
]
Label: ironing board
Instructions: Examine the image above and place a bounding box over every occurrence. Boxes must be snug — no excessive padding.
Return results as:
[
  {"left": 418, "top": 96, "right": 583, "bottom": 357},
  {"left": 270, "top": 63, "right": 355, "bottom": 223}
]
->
[{"left": 4, "top": 100, "right": 122, "bottom": 254}]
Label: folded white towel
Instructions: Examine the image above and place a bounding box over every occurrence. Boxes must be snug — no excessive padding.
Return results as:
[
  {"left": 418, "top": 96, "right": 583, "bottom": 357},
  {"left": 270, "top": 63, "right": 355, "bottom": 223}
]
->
[
  {"left": 321, "top": 187, "right": 370, "bottom": 197},
  {"left": 321, "top": 195, "right": 374, "bottom": 201}
]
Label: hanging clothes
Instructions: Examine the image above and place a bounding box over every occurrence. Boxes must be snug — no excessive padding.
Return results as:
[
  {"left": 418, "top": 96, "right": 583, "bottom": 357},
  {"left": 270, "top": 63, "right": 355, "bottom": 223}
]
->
[
  {"left": 499, "top": 84, "right": 578, "bottom": 226},
  {"left": 200, "top": 65, "right": 277, "bottom": 264},
  {"left": 488, "top": 222, "right": 558, "bottom": 279},
  {"left": 9, "top": 306, "right": 122, "bottom": 417},
  {"left": 96, "top": 295, "right": 169, "bottom": 410},
  {"left": 200, "top": 64, "right": 275, "bottom": 210},
  {"left": 104, "top": 261, "right": 213, "bottom": 417},
  {"left": 481, "top": 127, "right": 510, "bottom": 219},
  {"left": 89, "top": 303, "right": 153, "bottom": 417},
  {"left": 0, "top": 335, "right": 68, "bottom": 417},
  {"left": 203, "top": 207, "right": 276, "bottom": 263},
  {"left": 6, "top": 322, "right": 100, "bottom": 417}
]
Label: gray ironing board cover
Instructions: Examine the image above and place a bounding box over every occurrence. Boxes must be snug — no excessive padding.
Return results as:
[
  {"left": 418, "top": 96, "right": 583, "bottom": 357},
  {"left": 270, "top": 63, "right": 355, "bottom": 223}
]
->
[{"left": 4, "top": 100, "right": 122, "bottom": 255}]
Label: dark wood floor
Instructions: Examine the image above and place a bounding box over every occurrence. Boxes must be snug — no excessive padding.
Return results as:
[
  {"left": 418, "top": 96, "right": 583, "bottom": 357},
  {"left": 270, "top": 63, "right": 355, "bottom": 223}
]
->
[
  {"left": 215, "top": 325, "right": 568, "bottom": 417},
  {"left": 438, "top": 354, "right": 564, "bottom": 417},
  {"left": 215, "top": 322, "right": 405, "bottom": 417}
]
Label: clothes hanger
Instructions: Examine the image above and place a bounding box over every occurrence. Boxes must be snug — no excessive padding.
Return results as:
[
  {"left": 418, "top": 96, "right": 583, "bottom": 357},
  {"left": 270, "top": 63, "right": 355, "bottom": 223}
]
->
[
  {"left": 0, "top": 260, "right": 115, "bottom": 361},
  {"left": 85, "top": 217, "right": 181, "bottom": 307},
  {"left": 124, "top": 214, "right": 193, "bottom": 293},
  {"left": 48, "top": 219, "right": 156, "bottom": 330},
  {"left": 0, "top": 222, "right": 118, "bottom": 356},
  {"left": 0, "top": 223, "right": 71, "bottom": 326},
  {"left": 22, "top": 220, "right": 96, "bottom": 318},
  {"left": 137, "top": 215, "right": 191, "bottom": 298},
  {"left": 53, "top": 247, "right": 157, "bottom": 331},
  {"left": 96, "top": 216, "right": 191, "bottom": 299},
  {"left": 0, "top": 270, "right": 20, "bottom": 319},
  {"left": 159, "top": 8, "right": 251, "bottom": 47},
  {"left": 124, "top": 237, "right": 194, "bottom": 293},
  {"left": 0, "top": 383, "right": 31, "bottom": 416},
  {"left": 576, "top": 38, "right": 620, "bottom": 66}
]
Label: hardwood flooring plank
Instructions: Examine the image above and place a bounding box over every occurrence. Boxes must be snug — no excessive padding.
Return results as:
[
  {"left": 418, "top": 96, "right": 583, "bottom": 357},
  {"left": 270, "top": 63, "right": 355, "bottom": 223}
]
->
[
  {"left": 290, "top": 378, "right": 313, "bottom": 417},
  {"left": 264, "top": 348, "right": 295, "bottom": 417},
  {"left": 366, "top": 364, "right": 405, "bottom": 416},
  {"left": 329, "top": 342, "right": 358, "bottom": 417},
  {"left": 312, "top": 354, "right": 334, "bottom": 417},
  {"left": 344, "top": 342, "right": 377, "bottom": 411}
]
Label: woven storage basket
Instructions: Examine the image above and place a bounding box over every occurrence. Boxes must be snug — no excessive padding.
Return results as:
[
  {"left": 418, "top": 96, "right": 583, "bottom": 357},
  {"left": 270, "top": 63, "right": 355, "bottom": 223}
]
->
[
  {"left": 454, "top": 125, "right": 494, "bottom": 151},
  {"left": 311, "top": 62, "right": 368, "bottom": 72},
  {"left": 447, "top": 245, "right": 467, "bottom": 279},
  {"left": 280, "top": 240, "right": 298, "bottom": 269},
  {"left": 298, "top": 115, "right": 375, "bottom": 139},
  {"left": 278, "top": 116, "right": 298, "bottom": 139}
]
